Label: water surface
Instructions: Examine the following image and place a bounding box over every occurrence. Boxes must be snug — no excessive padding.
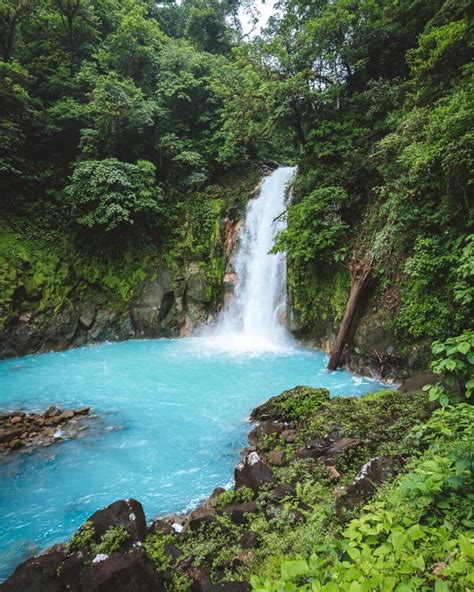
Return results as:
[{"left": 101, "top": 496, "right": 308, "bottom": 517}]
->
[{"left": 0, "top": 338, "right": 387, "bottom": 579}]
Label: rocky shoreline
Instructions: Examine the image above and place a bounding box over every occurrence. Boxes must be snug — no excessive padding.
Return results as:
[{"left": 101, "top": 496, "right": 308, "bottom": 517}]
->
[
  {"left": 0, "top": 406, "right": 91, "bottom": 455},
  {"left": 1, "top": 383, "right": 436, "bottom": 592}
]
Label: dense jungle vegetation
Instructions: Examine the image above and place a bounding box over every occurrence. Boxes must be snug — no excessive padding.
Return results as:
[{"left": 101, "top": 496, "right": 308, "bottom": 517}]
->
[{"left": 1, "top": 0, "right": 473, "bottom": 590}]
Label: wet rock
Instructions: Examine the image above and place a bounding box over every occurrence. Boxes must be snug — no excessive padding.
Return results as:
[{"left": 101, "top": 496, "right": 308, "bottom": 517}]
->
[
  {"left": 80, "top": 548, "right": 165, "bottom": 592},
  {"left": 0, "top": 428, "right": 23, "bottom": 443},
  {"left": 186, "top": 507, "right": 217, "bottom": 531},
  {"left": 88, "top": 499, "right": 147, "bottom": 543},
  {"left": 234, "top": 452, "right": 275, "bottom": 491},
  {"left": 247, "top": 421, "right": 281, "bottom": 447},
  {"left": 0, "top": 406, "right": 92, "bottom": 455},
  {"left": 45, "top": 406, "right": 61, "bottom": 418},
  {"left": 222, "top": 501, "right": 258, "bottom": 525},
  {"left": 1, "top": 551, "right": 66, "bottom": 592}
]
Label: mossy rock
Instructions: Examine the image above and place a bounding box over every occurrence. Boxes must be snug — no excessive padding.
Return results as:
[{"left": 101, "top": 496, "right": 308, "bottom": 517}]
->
[{"left": 250, "top": 387, "right": 330, "bottom": 422}]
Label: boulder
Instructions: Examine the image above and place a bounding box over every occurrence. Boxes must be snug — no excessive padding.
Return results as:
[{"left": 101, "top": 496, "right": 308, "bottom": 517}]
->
[
  {"left": 222, "top": 502, "right": 258, "bottom": 525},
  {"left": 1, "top": 551, "right": 66, "bottom": 592},
  {"left": 234, "top": 452, "right": 275, "bottom": 491},
  {"left": 336, "top": 456, "right": 399, "bottom": 518},
  {"left": 399, "top": 371, "right": 438, "bottom": 392},
  {"left": 186, "top": 507, "right": 217, "bottom": 532},
  {"left": 266, "top": 450, "right": 285, "bottom": 466},
  {"left": 148, "top": 519, "right": 174, "bottom": 536},
  {"left": 324, "top": 438, "right": 361, "bottom": 462},
  {"left": 79, "top": 548, "right": 165, "bottom": 592},
  {"left": 87, "top": 499, "right": 147, "bottom": 544},
  {"left": 247, "top": 421, "right": 281, "bottom": 447},
  {"left": 188, "top": 566, "right": 211, "bottom": 592},
  {"left": 240, "top": 530, "right": 261, "bottom": 549}
]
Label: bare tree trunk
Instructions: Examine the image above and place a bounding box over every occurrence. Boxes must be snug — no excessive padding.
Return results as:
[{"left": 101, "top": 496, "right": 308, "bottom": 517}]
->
[{"left": 327, "top": 258, "right": 372, "bottom": 371}]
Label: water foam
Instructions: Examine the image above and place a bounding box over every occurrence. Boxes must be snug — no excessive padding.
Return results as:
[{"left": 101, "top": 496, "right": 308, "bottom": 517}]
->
[{"left": 207, "top": 166, "right": 296, "bottom": 353}]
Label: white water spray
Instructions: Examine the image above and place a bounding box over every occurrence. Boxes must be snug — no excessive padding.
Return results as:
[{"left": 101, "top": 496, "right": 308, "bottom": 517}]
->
[{"left": 208, "top": 166, "right": 296, "bottom": 352}]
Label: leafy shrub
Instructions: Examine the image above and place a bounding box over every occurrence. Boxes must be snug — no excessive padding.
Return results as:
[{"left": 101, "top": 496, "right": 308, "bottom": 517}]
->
[
  {"left": 424, "top": 330, "right": 474, "bottom": 405},
  {"left": 216, "top": 486, "right": 254, "bottom": 510},
  {"left": 93, "top": 526, "right": 129, "bottom": 555},
  {"left": 67, "top": 521, "right": 96, "bottom": 553},
  {"left": 67, "top": 523, "right": 129, "bottom": 555},
  {"left": 65, "top": 158, "right": 163, "bottom": 233},
  {"left": 251, "top": 405, "right": 474, "bottom": 592}
]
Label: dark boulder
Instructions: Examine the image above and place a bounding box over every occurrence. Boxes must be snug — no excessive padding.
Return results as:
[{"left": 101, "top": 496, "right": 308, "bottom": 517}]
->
[
  {"left": 222, "top": 501, "right": 258, "bottom": 525},
  {"left": 87, "top": 499, "right": 147, "bottom": 544},
  {"left": 148, "top": 519, "right": 174, "bottom": 536},
  {"left": 185, "top": 507, "right": 217, "bottom": 532},
  {"left": 234, "top": 452, "right": 275, "bottom": 491},
  {"left": 336, "top": 456, "right": 400, "bottom": 518},
  {"left": 1, "top": 552, "right": 66, "bottom": 592},
  {"left": 188, "top": 566, "right": 211, "bottom": 592},
  {"left": 247, "top": 421, "right": 281, "bottom": 447},
  {"left": 324, "top": 438, "right": 361, "bottom": 463},
  {"left": 399, "top": 371, "right": 438, "bottom": 392},
  {"left": 80, "top": 548, "right": 165, "bottom": 592},
  {"left": 240, "top": 530, "right": 261, "bottom": 549}
]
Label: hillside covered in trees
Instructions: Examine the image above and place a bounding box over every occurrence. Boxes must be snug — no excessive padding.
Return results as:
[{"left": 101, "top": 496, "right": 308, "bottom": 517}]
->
[
  {"left": 1, "top": 0, "right": 472, "bottom": 367},
  {"left": 0, "top": 0, "right": 473, "bottom": 590}
]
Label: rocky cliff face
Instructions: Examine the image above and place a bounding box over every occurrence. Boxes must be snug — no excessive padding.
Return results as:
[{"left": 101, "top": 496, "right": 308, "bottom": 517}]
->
[{"left": 0, "top": 259, "right": 222, "bottom": 359}]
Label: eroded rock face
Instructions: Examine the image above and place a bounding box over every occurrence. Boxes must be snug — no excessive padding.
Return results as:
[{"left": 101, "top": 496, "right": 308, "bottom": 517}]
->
[
  {"left": 234, "top": 452, "right": 275, "bottom": 491},
  {"left": 87, "top": 499, "right": 147, "bottom": 544},
  {"left": 78, "top": 548, "right": 166, "bottom": 592},
  {"left": 1, "top": 551, "right": 66, "bottom": 592},
  {"left": 0, "top": 265, "right": 219, "bottom": 359}
]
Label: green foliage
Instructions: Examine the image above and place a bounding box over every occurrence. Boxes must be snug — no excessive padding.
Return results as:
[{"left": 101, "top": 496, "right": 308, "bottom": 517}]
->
[
  {"left": 253, "top": 387, "right": 330, "bottom": 423},
  {"left": 216, "top": 486, "right": 254, "bottom": 510},
  {"left": 273, "top": 186, "right": 349, "bottom": 266},
  {"left": 65, "top": 158, "right": 163, "bottom": 233},
  {"left": 93, "top": 526, "right": 129, "bottom": 555},
  {"left": 423, "top": 331, "right": 474, "bottom": 405},
  {"left": 67, "top": 522, "right": 129, "bottom": 555},
  {"left": 67, "top": 521, "right": 95, "bottom": 553},
  {"left": 251, "top": 404, "right": 474, "bottom": 592},
  {"left": 278, "top": 388, "right": 330, "bottom": 422},
  {"left": 143, "top": 533, "right": 176, "bottom": 571}
]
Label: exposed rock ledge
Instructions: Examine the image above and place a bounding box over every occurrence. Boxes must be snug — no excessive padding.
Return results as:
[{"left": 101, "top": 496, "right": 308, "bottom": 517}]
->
[{"left": 0, "top": 406, "right": 91, "bottom": 455}]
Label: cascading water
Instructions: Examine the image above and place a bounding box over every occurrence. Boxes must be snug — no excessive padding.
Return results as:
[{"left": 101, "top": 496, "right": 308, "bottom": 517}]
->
[{"left": 209, "top": 166, "right": 296, "bottom": 352}]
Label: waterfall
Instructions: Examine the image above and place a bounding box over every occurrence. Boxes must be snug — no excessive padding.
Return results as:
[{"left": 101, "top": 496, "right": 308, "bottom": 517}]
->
[{"left": 208, "top": 166, "right": 296, "bottom": 352}]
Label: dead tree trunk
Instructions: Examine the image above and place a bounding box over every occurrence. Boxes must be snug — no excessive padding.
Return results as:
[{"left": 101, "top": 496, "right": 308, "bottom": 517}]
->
[{"left": 327, "top": 258, "right": 372, "bottom": 371}]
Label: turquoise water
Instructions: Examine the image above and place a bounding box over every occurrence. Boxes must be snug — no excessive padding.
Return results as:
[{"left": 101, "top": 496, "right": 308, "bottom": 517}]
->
[{"left": 0, "top": 338, "right": 386, "bottom": 580}]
